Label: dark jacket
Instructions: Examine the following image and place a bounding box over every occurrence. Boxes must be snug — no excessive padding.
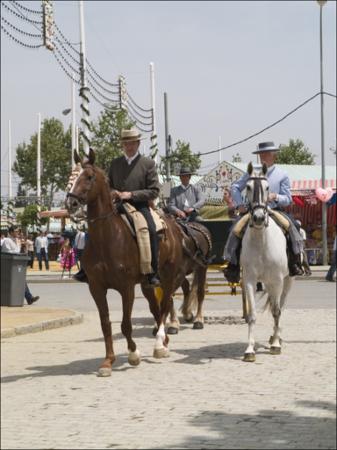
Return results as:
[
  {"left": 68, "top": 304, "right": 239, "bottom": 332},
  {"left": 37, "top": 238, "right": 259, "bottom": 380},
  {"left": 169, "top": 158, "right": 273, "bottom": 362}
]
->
[{"left": 108, "top": 154, "right": 160, "bottom": 203}]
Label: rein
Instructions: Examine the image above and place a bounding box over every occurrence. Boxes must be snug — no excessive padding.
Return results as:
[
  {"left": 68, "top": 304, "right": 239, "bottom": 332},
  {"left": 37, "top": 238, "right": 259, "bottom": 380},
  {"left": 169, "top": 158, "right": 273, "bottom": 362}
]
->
[{"left": 247, "top": 176, "right": 269, "bottom": 228}]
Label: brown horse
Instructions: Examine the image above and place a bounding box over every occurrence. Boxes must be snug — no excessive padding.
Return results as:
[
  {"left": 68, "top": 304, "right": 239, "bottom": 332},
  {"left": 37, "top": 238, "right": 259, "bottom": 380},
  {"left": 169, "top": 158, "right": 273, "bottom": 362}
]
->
[{"left": 65, "top": 149, "right": 211, "bottom": 376}]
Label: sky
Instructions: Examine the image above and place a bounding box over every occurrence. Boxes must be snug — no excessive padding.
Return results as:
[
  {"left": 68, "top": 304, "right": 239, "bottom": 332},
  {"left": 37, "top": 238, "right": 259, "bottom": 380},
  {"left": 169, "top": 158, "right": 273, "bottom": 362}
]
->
[{"left": 1, "top": 0, "right": 336, "bottom": 197}]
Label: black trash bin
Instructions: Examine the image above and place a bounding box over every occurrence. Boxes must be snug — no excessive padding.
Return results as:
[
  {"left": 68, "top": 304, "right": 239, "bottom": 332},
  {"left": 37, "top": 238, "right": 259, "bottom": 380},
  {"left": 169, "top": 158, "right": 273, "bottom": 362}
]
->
[{"left": 1, "top": 252, "right": 31, "bottom": 307}]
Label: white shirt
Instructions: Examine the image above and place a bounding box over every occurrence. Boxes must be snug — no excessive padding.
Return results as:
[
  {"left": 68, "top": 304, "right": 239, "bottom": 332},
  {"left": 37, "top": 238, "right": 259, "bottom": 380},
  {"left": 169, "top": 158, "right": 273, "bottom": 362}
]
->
[
  {"left": 1, "top": 236, "right": 20, "bottom": 253},
  {"left": 35, "top": 236, "right": 49, "bottom": 253},
  {"left": 299, "top": 228, "right": 307, "bottom": 241},
  {"left": 74, "top": 231, "right": 86, "bottom": 250},
  {"left": 124, "top": 152, "right": 139, "bottom": 165}
]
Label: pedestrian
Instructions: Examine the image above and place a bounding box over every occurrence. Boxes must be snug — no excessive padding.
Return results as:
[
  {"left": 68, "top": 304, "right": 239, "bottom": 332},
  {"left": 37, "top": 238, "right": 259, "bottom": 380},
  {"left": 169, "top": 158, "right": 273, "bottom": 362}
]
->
[
  {"left": 223, "top": 141, "right": 304, "bottom": 283},
  {"left": 295, "top": 220, "right": 312, "bottom": 276},
  {"left": 73, "top": 127, "right": 161, "bottom": 286},
  {"left": 1, "top": 226, "right": 39, "bottom": 305},
  {"left": 35, "top": 230, "right": 49, "bottom": 271},
  {"left": 74, "top": 225, "right": 86, "bottom": 269},
  {"left": 60, "top": 238, "right": 76, "bottom": 278},
  {"left": 326, "top": 236, "right": 336, "bottom": 282},
  {"left": 167, "top": 166, "right": 205, "bottom": 222}
]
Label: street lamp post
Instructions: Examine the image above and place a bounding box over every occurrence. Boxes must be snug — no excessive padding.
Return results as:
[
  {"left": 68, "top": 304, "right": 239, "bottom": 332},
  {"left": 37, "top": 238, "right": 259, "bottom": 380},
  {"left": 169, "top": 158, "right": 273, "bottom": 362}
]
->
[{"left": 317, "top": 0, "right": 328, "bottom": 265}]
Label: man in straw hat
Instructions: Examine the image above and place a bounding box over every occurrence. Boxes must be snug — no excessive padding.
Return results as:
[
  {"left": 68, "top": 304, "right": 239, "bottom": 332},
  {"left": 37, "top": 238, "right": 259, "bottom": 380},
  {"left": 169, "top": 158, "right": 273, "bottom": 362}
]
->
[
  {"left": 167, "top": 166, "right": 205, "bottom": 222},
  {"left": 223, "top": 141, "right": 304, "bottom": 283},
  {"left": 108, "top": 127, "right": 161, "bottom": 286}
]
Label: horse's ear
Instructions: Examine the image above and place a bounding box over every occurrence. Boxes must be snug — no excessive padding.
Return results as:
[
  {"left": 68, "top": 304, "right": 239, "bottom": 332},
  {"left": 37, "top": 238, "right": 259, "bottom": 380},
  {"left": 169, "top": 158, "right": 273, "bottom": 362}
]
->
[
  {"left": 88, "top": 147, "right": 95, "bottom": 165},
  {"left": 262, "top": 163, "right": 268, "bottom": 176},
  {"left": 74, "top": 149, "right": 81, "bottom": 165},
  {"left": 247, "top": 162, "right": 253, "bottom": 175}
]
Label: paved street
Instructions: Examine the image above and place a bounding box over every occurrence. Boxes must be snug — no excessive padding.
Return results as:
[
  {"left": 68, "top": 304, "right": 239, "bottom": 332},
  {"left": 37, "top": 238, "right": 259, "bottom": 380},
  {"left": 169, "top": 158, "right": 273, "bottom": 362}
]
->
[{"left": 1, "top": 277, "right": 336, "bottom": 449}]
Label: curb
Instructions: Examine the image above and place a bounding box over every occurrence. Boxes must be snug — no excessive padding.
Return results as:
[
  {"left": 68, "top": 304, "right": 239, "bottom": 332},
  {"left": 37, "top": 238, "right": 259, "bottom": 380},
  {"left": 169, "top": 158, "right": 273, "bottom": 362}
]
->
[{"left": 1, "top": 311, "right": 84, "bottom": 339}]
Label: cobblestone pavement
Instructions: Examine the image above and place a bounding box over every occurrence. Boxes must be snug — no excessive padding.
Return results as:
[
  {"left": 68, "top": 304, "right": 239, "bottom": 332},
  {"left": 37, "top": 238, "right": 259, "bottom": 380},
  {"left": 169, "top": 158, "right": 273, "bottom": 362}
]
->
[{"left": 1, "top": 307, "right": 336, "bottom": 449}]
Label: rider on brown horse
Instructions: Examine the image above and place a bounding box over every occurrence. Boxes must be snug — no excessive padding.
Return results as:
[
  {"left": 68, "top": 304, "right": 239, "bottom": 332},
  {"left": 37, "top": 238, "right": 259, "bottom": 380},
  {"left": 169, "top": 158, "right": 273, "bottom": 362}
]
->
[{"left": 74, "top": 127, "right": 161, "bottom": 286}]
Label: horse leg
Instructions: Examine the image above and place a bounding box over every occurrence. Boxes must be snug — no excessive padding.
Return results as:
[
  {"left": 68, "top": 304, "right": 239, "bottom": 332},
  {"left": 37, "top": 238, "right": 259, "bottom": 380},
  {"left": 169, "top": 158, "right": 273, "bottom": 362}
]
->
[
  {"left": 153, "top": 291, "right": 172, "bottom": 359},
  {"left": 167, "top": 297, "right": 180, "bottom": 335},
  {"left": 180, "top": 277, "right": 194, "bottom": 323},
  {"left": 89, "top": 284, "right": 115, "bottom": 376},
  {"left": 193, "top": 266, "right": 207, "bottom": 330},
  {"left": 120, "top": 285, "right": 141, "bottom": 366},
  {"left": 141, "top": 283, "right": 163, "bottom": 337},
  {"left": 267, "top": 281, "right": 288, "bottom": 355},
  {"left": 242, "top": 280, "right": 257, "bottom": 362}
]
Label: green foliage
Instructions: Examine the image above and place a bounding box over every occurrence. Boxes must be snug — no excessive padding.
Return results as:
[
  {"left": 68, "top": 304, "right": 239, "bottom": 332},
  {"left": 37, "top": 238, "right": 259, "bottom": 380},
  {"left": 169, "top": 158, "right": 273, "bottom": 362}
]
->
[
  {"left": 13, "top": 118, "right": 72, "bottom": 208},
  {"left": 276, "top": 139, "right": 316, "bottom": 165},
  {"left": 90, "top": 108, "right": 134, "bottom": 172},
  {"left": 18, "top": 204, "right": 48, "bottom": 229},
  {"left": 160, "top": 140, "right": 201, "bottom": 176}
]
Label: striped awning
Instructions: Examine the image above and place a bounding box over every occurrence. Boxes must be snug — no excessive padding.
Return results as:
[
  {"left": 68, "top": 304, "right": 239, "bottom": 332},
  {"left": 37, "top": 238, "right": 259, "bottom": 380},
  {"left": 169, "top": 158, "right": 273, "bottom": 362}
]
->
[{"left": 291, "top": 178, "right": 336, "bottom": 191}]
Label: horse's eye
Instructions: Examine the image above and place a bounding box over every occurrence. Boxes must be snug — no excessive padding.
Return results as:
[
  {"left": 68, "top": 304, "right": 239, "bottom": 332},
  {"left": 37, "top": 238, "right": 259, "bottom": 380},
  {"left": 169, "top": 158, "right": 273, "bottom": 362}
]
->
[
  {"left": 246, "top": 186, "right": 251, "bottom": 191},
  {"left": 87, "top": 175, "right": 93, "bottom": 181},
  {"left": 266, "top": 186, "right": 269, "bottom": 190}
]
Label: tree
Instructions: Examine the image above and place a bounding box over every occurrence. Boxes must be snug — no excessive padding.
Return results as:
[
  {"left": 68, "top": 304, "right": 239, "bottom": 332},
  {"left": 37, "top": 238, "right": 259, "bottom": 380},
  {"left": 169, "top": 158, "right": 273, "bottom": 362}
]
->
[
  {"left": 13, "top": 118, "right": 72, "bottom": 208},
  {"left": 160, "top": 140, "right": 201, "bottom": 177},
  {"left": 16, "top": 204, "right": 48, "bottom": 231},
  {"left": 276, "top": 139, "right": 316, "bottom": 165},
  {"left": 14, "top": 183, "right": 27, "bottom": 207},
  {"left": 232, "top": 153, "right": 242, "bottom": 163},
  {"left": 90, "top": 108, "right": 134, "bottom": 172}
]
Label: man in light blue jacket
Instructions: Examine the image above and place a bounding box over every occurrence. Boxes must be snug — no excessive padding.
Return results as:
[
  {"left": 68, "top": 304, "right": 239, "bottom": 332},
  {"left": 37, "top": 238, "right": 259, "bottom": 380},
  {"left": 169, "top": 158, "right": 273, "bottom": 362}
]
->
[{"left": 223, "top": 141, "right": 304, "bottom": 283}]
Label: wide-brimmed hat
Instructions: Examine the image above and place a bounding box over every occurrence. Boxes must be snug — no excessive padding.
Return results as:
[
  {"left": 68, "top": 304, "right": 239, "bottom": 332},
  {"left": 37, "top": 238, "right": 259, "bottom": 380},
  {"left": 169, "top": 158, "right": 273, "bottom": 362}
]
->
[
  {"left": 179, "top": 166, "right": 195, "bottom": 176},
  {"left": 120, "top": 128, "right": 145, "bottom": 142},
  {"left": 252, "top": 141, "right": 280, "bottom": 154}
]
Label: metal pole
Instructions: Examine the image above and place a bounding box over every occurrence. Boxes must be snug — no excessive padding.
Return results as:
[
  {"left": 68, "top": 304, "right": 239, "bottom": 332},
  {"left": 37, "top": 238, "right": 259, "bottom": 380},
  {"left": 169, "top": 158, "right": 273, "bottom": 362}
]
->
[
  {"left": 8, "top": 120, "right": 12, "bottom": 200},
  {"left": 79, "top": 0, "right": 90, "bottom": 155},
  {"left": 318, "top": 1, "right": 328, "bottom": 265},
  {"left": 71, "top": 72, "right": 76, "bottom": 167},
  {"left": 164, "top": 92, "right": 170, "bottom": 180},
  {"left": 76, "top": 125, "right": 79, "bottom": 153},
  {"left": 37, "top": 113, "right": 41, "bottom": 202},
  {"left": 149, "top": 62, "right": 158, "bottom": 165}
]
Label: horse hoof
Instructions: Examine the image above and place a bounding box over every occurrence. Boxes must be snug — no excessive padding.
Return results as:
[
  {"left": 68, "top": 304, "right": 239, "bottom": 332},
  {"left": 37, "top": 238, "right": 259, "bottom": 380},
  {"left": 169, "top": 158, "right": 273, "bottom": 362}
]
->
[
  {"left": 152, "top": 326, "right": 158, "bottom": 337},
  {"left": 184, "top": 314, "right": 194, "bottom": 323},
  {"left": 167, "top": 326, "right": 179, "bottom": 335},
  {"left": 193, "top": 321, "right": 204, "bottom": 330},
  {"left": 243, "top": 353, "right": 256, "bottom": 362},
  {"left": 270, "top": 346, "right": 281, "bottom": 355},
  {"left": 128, "top": 350, "right": 141, "bottom": 366},
  {"left": 97, "top": 367, "right": 112, "bottom": 377},
  {"left": 153, "top": 347, "right": 170, "bottom": 359}
]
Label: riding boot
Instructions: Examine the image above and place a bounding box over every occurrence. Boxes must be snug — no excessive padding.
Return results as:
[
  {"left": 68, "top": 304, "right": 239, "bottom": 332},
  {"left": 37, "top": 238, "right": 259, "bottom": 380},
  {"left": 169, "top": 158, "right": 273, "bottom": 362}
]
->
[
  {"left": 73, "top": 267, "right": 88, "bottom": 283},
  {"left": 287, "top": 241, "right": 304, "bottom": 276},
  {"left": 223, "top": 240, "right": 242, "bottom": 283}
]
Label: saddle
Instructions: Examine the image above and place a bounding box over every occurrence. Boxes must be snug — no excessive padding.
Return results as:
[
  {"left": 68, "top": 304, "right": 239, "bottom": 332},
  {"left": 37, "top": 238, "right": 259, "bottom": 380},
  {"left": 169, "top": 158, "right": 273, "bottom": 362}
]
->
[
  {"left": 177, "top": 221, "right": 212, "bottom": 267},
  {"left": 120, "top": 202, "right": 167, "bottom": 275},
  {"left": 233, "top": 209, "right": 290, "bottom": 239}
]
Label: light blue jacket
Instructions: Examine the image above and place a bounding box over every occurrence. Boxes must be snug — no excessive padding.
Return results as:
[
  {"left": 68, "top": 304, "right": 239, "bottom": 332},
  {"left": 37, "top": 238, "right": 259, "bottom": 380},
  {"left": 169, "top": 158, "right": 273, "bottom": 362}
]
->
[{"left": 231, "top": 165, "right": 292, "bottom": 209}]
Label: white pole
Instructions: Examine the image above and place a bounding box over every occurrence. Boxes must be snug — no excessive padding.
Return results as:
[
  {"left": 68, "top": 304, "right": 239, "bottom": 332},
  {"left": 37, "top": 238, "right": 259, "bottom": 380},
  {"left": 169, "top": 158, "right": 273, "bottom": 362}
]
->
[
  {"left": 150, "top": 62, "right": 157, "bottom": 164},
  {"left": 79, "top": 0, "right": 90, "bottom": 155},
  {"left": 8, "top": 120, "right": 12, "bottom": 200},
  {"left": 71, "top": 72, "right": 76, "bottom": 167},
  {"left": 76, "top": 125, "right": 79, "bottom": 153},
  {"left": 218, "top": 136, "right": 222, "bottom": 164},
  {"left": 37, "top": 113, "right": 41, "bottom": 201}
]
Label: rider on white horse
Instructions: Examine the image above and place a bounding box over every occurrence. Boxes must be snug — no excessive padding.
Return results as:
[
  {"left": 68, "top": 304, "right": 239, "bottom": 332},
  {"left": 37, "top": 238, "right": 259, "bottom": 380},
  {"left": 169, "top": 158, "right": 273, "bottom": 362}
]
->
[{"left": 223, "top": 141, "right": 304, "bottom": 283}]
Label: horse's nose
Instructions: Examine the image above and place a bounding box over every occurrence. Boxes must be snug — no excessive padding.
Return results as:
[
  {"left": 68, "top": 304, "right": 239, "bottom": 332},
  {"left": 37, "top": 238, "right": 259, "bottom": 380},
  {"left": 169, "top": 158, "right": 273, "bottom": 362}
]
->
[
  {"left": 253, "top": 212, "right": 264, "bottom": 225},
  {"left": 66, "top": 196, "right": 79, "bottom": 211}
]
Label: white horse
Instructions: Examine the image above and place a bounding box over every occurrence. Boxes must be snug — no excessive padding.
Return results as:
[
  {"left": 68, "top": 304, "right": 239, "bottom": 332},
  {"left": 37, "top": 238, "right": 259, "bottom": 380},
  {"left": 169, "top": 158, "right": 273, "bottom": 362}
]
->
[{"left": 240, "top": 162, "right": 293, "bottom": 362}]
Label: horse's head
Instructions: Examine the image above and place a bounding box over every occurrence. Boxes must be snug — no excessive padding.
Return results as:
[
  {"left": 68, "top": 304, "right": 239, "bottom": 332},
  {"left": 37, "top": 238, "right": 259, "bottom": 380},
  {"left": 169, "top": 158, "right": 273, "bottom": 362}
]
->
[
  {"left": 246, "top": 162, "right": 269, "bottom": 228},
  {"left": 65, "top": 148, "right": 105, "bottom": 219}
]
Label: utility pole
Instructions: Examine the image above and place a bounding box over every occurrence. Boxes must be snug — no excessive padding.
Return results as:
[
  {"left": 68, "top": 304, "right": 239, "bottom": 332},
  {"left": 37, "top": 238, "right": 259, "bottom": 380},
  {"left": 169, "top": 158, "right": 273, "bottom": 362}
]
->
[
  {"left": 79, "top": 0, "right": 90, "bottom": 155},
  {"left": 71, "top": 72, "right": 76, "bottom": 167},
  {"left": 317, "top": 0, "right": 328, "bottom": 264},
  {"left": 37, "top": 113, "right": 41, "bottom": 203},
  {"left": 164, "top": 92, "right": 171, "bottom": 180},
  {"left": 8, "top": 120, "right": 12, "bottom": 200},
  {"left": 149, "top": 62, "right": 158, "bottom": 165}
]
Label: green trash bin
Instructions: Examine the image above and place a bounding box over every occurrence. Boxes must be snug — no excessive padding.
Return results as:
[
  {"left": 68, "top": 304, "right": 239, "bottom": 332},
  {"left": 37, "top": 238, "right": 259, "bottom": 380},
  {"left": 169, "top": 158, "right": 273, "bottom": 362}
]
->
[{"left": 1, "top": 252, "right": 31, "bottom": 307}]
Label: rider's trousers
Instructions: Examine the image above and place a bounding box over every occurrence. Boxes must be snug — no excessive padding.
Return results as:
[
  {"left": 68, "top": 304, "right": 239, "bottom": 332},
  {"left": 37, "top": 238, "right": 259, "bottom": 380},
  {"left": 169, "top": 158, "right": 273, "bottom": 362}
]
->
[{"left": 134, "top": 203, "right": 159, "bottom": 274}]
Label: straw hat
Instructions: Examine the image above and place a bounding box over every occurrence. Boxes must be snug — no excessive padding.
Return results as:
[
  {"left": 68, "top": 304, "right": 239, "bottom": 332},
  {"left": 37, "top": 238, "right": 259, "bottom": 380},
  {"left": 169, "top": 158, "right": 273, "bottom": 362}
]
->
[{"left": 120, "top": 128, "right": 145, "bottom": 142}]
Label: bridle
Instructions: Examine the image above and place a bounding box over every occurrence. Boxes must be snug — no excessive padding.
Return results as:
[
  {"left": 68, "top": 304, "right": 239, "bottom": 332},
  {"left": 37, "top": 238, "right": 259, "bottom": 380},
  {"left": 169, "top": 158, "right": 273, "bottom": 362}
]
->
[
  {"left": 66, "top": 169, "right": 118, "bottom": 224},
  {"left": 247, "top": 176, "right": 269, "bottom": 228}
]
